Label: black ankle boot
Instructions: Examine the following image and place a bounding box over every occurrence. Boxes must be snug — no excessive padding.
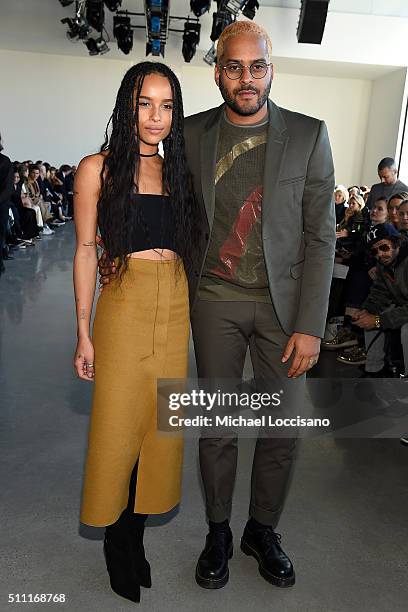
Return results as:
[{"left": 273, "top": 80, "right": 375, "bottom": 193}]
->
[
  {"left": 196, "top": 521, "right": 233, "bottom": 589},
  {"left": 241, "top": 519, "right": 295, "bottom": 588},
  {"left": 104, "top": 521, "right": 141, "bottom": 603},
  {"left": 103, "top": 509, "right": 151, "bottom": 602},
  {"left": 126, "top": 512, "right": 151, "bottom": 588}
]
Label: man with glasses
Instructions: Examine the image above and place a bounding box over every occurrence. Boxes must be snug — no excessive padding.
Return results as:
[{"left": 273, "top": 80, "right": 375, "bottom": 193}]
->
[
  {"left": 184, "top": 21, "right": 335, "bottom": 590},
  {"left": 99, "top": 20, "right": 336, "bottom": 590},
  {"left": 353, "top": 223, "right": 408, "bottom": 378}
]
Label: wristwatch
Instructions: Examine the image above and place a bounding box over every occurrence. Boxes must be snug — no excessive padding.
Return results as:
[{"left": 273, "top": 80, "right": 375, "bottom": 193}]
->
[{"left": 374, "top": 315, "right": 381, "bottom": 329}]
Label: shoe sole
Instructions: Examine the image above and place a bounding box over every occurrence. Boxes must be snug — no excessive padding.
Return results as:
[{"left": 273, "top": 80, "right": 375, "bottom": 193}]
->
[
  {"left": 322, "top": 339, "right": 358, "bottom": 351},
  {"left": 195, "top": 544, "right": 233, "bottom": 589},
  {"left": 240, "top": 540, "right": 295, "bottom": 588}
]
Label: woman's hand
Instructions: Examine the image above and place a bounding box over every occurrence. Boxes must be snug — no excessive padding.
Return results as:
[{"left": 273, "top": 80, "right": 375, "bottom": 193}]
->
[
  {"left": 335, "top": 229, "right": 348, "bottom": 238},
  {"left": 74, "top": 336, "right": 95, "bottom": 381}
]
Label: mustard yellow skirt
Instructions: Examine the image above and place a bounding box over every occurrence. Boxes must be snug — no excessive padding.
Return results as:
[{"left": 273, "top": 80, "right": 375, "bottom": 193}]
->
[{"left": 80, "top": 258, "right": 190, "bottom": 527}]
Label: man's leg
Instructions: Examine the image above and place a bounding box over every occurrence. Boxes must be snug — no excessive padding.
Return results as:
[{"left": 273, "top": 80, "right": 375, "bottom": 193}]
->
[
  {"left": 191, "top": 299, "right": 252, "bottom": 523},
  {"left": 191, "top": 299, "right": 253, "bottom": 589},
  {"left": 241, "top": 301, "right": 299, "bottom": 587}
]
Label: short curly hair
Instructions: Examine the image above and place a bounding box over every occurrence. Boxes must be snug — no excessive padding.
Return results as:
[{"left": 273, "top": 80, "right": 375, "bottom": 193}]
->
[{"left": 216, "top": 21, "right": 273, "bottom": 64}]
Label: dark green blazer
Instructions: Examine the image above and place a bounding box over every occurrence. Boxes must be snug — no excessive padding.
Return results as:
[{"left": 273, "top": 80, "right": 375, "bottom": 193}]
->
[{"left": 184, "top": 99, "right": 336, "bottom": 338}]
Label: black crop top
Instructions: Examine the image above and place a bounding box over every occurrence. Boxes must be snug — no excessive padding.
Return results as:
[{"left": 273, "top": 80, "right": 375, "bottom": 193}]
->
[{"left": 100, "top": 193, "right": 178, "bottom": 258}]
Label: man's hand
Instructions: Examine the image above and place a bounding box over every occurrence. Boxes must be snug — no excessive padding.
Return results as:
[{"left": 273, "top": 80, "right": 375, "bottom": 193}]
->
[
  {"left": 96, "top": 235, "right": 116, "bottom": 292},
  {"left": 281, "top": 332, "right": 321, "bottom": 378},
  {"left": 352, "top": 309, "right": 377, "bottom": 330}
]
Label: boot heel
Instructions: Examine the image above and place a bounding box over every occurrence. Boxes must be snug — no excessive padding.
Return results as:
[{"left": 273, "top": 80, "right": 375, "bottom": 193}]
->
[{"left": 138, "top": 561, "right": 152, "bottom": 588}]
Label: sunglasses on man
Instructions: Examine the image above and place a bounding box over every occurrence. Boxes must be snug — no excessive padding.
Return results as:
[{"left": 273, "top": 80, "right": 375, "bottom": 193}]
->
[{"left": 370, "top": 243, "right": 392, "bottom": 256}]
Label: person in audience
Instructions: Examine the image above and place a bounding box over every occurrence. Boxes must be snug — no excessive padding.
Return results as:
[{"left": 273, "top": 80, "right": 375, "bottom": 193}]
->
[
  {"left": 387, "top": 192, "right": 408, "bottom": 227},
  {"left": 348, "top": 185, "right": 361, "bottom": 198},
  {"left": 58, "top": 164, "right": 74, "bottom": 217},
  {"left": 0, "top": 134, "right": 13, "bottom": 274},
  {"left": 27, "top": 165, "right": 54, "bottom": 235},
  {"left": 19, "top": 165, "right": 43, "bottom": 238},
  {"left": 335, "top": 193, "right": 365, "bottom": 237},
  {"left": 353, "top": 223, "right": 408, "bottom": 377},
  {"left": 334, "top": 185, "right": 348, "bottom": 225},
  {"left": 43, "top": 167, "right": 69, "bottom": 223},
  {"left": 11, "top": 170, "right": 39, "bottom": 244},
  {"left": 365, "top": 158, "right": 408, "bottom": 210},
  {"left": 398, "top": 200, "right": 408, "bottom": 237},
  {"left": 370, "top": 197, "right": 389, "bottom": 225}
]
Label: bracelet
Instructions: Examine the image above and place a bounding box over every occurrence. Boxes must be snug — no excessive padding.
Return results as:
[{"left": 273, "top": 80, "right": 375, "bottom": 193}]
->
[{"left": 374, "top": 315, "right": 381, "bottom": 329}]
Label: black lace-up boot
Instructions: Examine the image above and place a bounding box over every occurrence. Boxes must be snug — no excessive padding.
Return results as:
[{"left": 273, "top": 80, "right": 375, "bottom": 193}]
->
[{"left": 241, "top": 518, "right": 295, "bottom": 587}]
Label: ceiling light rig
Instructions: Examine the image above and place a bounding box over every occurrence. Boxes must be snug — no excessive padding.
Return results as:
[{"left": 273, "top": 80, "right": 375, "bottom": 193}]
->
[
  {"left": 203, "top": 0, "right": 260, "bottom": 65},
  {"left": 113, "top": 14, "right": 134, "bottom": 55},
  {"left": 59, "top": 0, "right": 259, "bottom": 63},
  {"left": 190, "top": 0, "right": 211, "bottom": 18}
]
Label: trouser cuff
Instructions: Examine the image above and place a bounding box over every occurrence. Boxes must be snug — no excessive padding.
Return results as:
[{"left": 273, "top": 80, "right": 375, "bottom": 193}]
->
[{"left": 249, "top": 503, "right": 281, "bottom": 528}]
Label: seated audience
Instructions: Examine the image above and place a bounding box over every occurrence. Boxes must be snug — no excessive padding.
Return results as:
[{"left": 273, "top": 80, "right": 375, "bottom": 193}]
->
[{"left": 323, "top": 196, "right": 389, "bottom": 364}]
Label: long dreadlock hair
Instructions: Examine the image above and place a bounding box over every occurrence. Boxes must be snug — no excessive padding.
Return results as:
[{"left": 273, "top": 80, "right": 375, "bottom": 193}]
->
[{"left": 97, "top": 61, "right": 199, "bottom": 279}]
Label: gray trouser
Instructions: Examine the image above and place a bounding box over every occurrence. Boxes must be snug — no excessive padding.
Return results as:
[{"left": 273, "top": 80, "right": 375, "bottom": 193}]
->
[
  {"left": 190, "top": 299, "right": 301, "bottom": 527},
  {"left": 365, "top": 322, "right": 408, "bottom": 374}
]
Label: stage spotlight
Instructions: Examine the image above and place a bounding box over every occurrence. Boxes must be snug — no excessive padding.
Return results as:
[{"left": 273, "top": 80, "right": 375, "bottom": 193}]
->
[
  {"left": 85, "top": 36, "right": 110, "bottom": 55},
  {"left": 203, "top": 43, "right": 217, "bottom": 66},
  {"left": 190, "top": 0, "right": 211, "bottom": 17},
  {"left": 210, "top": 10, "right": 232, "bottom": 42},
  {"left": 104, "top": 0, "right": 122, "bottom": 11},
  {"left": 85, "top": 38, "right": 99, "bottom": 55},
  {"left": 113, "top": 15, "right": 134, "bottom": 55},
  {"left": 86, "top": 0, "right": 105, "bottom": 32},
  {"left": 61, "top": 16, "right": 91, "bottom": 40},
  {"left": 242, "top": 0, "right": 259, "bottom": 20},
  {"left": 182, "top": 22, "right": 201, "bottom": 63},
  {"left": 59, "top": 0, "right": 74, "bottom": 7}
]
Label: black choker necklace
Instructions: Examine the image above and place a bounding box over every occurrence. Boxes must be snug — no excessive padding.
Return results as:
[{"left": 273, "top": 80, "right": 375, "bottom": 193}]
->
[{"left": 140, "top": 151, "right": 159, "bottom": 157}]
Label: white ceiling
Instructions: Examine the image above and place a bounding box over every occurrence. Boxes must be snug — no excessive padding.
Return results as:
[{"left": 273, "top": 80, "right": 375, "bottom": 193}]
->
[
  {"left": 262, "top": 0, "right": 408, "bottom": 16},
  {"left": 0, "top": 1, "right": 406, "bottom": 71}
]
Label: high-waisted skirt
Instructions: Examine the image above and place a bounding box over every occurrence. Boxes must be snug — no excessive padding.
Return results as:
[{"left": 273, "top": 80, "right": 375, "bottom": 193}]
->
[{"left": 80, "top": 258, "right": 190, "bottom": 527}]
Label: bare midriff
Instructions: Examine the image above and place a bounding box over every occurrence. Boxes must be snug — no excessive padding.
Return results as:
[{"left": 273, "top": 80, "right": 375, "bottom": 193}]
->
[{"left": 128, "top": 248, "right": 179, "bottom": 261}]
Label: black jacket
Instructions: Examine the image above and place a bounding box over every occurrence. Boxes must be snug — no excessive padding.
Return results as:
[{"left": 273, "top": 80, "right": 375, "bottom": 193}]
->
[
  {"left": 0, "top": 153, "right": 13, "bottom": 208},
  {"left": 362, "top": 242, "right": 408, "bottom": 329}
]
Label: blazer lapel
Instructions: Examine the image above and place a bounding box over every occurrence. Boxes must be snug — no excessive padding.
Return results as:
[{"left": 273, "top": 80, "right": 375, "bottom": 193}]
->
[
  {"left": 200, "top": 105, "right": 223, "bottom": 230},
  {"left": 262, "top": 99, "right": 289, "bottom": 230}
]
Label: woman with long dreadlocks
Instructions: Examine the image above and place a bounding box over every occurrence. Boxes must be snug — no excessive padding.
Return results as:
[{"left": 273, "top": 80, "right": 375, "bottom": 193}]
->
[{"left": 73, "top": 62, "right": 199, "bottom": 603}]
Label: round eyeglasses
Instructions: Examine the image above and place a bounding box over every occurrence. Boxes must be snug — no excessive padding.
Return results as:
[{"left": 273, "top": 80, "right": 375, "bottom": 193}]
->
[{"left": 222, "top": 62, "right": 271, "bottom": 80}]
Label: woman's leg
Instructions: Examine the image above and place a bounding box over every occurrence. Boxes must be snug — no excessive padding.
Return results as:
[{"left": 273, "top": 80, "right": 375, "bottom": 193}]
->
[{"left": 103, "top": 460, "right": 151, "bottom": 603}]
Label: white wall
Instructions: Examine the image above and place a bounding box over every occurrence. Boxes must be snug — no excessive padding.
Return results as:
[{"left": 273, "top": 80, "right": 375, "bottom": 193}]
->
[
  {"left": 362, "top": 68, "right": 408, "bottom": 186},
  {"left": 0, "top": 48, "right": 373, "bottom": 186}
]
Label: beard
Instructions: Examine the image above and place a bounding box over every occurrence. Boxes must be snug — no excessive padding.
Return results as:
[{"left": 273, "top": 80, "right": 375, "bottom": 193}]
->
[{"left": 219, "top": 76, "right": 272, "bottom": 116}]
